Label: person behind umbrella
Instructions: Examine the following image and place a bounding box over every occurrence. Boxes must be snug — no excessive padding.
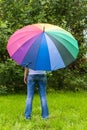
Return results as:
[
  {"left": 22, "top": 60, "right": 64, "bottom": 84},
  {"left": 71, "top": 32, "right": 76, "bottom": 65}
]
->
[{"left": 24, "top": 67, "right": 49, "bottom": 119}]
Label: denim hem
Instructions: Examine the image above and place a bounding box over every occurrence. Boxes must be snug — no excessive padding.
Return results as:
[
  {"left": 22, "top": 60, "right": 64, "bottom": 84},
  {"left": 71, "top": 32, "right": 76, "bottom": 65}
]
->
[{"left": 42, "top": 116, "right": 49, "bottom": 119}]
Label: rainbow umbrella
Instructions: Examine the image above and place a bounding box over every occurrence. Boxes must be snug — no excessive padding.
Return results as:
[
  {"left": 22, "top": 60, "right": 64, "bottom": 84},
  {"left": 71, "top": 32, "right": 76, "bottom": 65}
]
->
[{"left": 7, "top": 23, "right": 79, "bottom": 71}]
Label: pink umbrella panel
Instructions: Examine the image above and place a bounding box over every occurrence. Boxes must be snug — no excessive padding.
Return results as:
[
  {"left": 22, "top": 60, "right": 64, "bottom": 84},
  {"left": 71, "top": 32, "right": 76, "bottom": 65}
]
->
[{"left": 7, "top": 23, "right": 79, "bottom": 71}]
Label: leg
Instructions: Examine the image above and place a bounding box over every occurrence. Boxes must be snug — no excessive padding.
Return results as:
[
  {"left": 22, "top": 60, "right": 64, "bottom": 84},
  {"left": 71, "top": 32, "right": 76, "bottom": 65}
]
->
[
  {"left": 24, "top": 75, "right": 35, "bottom": 118},
  {"left": 38, "top": 75, "right": 49, "bottom": 119}
]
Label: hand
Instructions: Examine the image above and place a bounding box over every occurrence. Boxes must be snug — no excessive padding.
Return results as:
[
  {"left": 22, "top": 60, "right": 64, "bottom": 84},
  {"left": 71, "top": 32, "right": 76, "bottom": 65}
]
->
[
  {"left": 24, "top": 68, "right": 29, "bottom": 84},
  {"left": 24, "top": 76, "right": 27, "bottom": 84}
]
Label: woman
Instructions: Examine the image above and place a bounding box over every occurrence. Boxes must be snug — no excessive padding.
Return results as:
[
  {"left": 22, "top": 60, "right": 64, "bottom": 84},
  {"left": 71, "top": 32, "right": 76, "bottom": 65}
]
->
[{"left": 24, "top": 68, "right": 49, "bottom": 119}]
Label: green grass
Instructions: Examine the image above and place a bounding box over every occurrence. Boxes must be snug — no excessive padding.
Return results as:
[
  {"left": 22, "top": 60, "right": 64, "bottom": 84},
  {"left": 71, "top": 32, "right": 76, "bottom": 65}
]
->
[{"left": 0, "top": 91, "right": 87, "bottom": 130}]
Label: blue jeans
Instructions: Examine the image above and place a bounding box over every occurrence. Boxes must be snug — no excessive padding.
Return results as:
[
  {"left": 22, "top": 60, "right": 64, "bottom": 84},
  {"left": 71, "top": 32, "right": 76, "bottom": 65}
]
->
[{"left": 24, "top": 74, "right": 49, "bottom": 118}]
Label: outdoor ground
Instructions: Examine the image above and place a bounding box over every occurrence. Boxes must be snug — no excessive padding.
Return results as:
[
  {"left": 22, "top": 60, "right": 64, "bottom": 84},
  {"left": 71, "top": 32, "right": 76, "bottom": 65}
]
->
[{"left": 0, "top": 91, "right": 87, "bottom": 130}]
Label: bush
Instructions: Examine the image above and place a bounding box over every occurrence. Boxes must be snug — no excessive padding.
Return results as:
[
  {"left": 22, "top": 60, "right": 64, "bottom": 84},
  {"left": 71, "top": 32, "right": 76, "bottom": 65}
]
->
[
  {"left": 63, "top": 70, "right": 87, "bottom": 91},
  {"left": 47, "top": 67, "right": 87, "bottom": 92},
  {"left": 0, "top": 59, "right": 25, "bottom": 93},
  {"left": 0, "top": 85, "right": 7, "bottom": 94},
  {"left": 0, "top": 58, "right": 87, "bottom": 93}
]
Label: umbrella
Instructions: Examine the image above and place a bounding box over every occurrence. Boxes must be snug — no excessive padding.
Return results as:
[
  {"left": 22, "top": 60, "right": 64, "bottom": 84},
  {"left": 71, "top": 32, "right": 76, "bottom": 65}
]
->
[{"left": 7, "top": 23, "right": 79, "bottom": 71}]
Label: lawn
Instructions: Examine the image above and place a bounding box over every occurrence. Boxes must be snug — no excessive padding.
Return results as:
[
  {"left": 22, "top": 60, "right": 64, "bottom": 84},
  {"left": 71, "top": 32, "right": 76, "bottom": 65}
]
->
[{"left": 0, "top": 91, "right": 87, "bottom": 130}]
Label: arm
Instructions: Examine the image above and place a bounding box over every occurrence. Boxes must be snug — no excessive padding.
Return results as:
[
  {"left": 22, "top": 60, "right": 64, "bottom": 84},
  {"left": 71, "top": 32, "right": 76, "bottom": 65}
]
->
[{"left": 24, "top": 67, "right": 29, "bottom": 84}]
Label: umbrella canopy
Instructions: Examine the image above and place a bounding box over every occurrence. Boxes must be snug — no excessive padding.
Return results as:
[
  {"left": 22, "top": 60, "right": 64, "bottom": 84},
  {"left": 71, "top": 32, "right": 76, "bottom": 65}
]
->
[{"left": 7, "top": 23, "right": 79, "bottom": 71}]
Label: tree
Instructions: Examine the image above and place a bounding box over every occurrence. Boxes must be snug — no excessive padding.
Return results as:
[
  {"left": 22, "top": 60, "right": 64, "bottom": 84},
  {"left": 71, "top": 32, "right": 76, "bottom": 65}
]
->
[{"left": 0, "top": 0, "right": 87, "bottom": 92}]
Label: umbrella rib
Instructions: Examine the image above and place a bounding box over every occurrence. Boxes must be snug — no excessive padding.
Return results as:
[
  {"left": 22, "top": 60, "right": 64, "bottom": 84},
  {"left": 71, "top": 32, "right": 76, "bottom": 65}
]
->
[
  {"left": 12, "top": 24, "right": 43, "bottom": 37},
  {"left": 7, "top": 23, "right": 79, "bottom": 71},
  {"left": 10, "top": 33, "right": 43, "bottom": 65},
  {"left": 44, "top": 33, "right": 65, "bottom": 70},
  {"left": 46, "top": 31, "right": 78, "bottom": 49},
  {"left": 35, "top": 33, "right": 51, "bottom": 70},
  {"left": 46, "top": 34, "right": 76, "bottom": 66},
  {"left": 8, "top": 31, "right": 42, "bottom": 48},
  {"left": 46, "top": 32, "right": 78, "bottom": 52}
]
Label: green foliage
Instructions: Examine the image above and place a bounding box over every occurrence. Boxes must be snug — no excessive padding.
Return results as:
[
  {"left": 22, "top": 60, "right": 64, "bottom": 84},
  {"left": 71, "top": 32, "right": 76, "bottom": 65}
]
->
[
  {"left": 48, "top": 66, "right": 87, "bottom": 91},
  {"left": 0, "top": 85, "right": 7, "bottom": 94},
  {"left": 0, "top": 23, "right": 11, "bottom": 61},
  {"left": 0, "top": 0, "right": 87, "bottom": 92},
  {"left": 63, "top": 69, "right": 87, "bottom": 91},
  {"left": 0, "top": 59, "right": 25, "bottom": 93},
  {"left": 1, "top": 92, "right": 87, "bottom": 129}
]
